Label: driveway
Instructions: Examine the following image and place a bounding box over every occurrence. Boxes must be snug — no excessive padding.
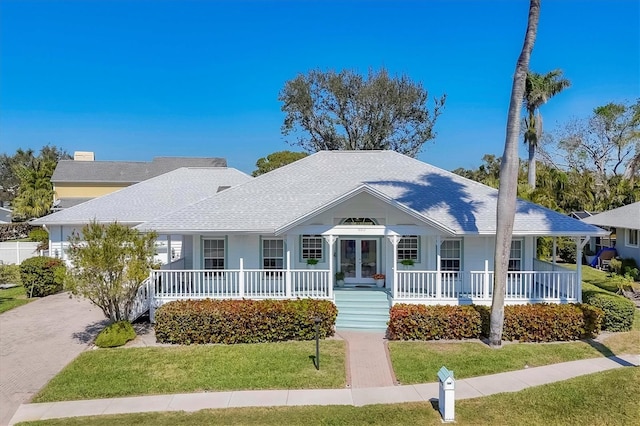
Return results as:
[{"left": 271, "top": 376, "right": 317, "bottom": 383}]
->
[{"left": 0, "top": 292, "right": 106, "bottom": 425}]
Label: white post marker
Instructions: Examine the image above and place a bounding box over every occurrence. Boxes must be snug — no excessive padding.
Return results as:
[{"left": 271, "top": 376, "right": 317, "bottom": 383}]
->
[{"left": 437, "top": 366, "right": 455, "bottom": 422}]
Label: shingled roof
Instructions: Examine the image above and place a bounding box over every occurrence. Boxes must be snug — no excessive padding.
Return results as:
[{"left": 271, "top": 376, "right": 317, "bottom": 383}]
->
[
  {"left": 51, "top": 157, "right": 227, "bottom": 183},
  {"left": 136, "top": 151, "right": 607, "bottom": 237},
  {"left": 582, "top": 202, "right": 640, "bottom": 230},
  {"left": 32, "top": 167, "right": 251, "bottom": 225}
]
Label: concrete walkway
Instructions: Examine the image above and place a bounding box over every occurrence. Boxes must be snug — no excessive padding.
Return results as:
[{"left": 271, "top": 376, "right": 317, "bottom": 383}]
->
[
  {"left": 9, "top": 354, "right": 638, "bottom": 425},
  {"left": 336, "top": 330, "right": 395, "bottom": 388},
  {"left": 0, "top": 293, "right": 107, "bottom": 426}
]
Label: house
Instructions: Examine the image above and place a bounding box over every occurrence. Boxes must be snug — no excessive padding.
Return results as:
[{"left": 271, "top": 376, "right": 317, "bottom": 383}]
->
[
  {"left": 32, "top": 167, "right": 252, "bottom": 264},
  {"left": 51, "top": 152, "right": 227, "bottom": 209},
  {"left": 582, "top": 202, "right": 640, "bottom": 267},
  {"left": 33, "top": 151, "right": 608, "bottom": 329}
]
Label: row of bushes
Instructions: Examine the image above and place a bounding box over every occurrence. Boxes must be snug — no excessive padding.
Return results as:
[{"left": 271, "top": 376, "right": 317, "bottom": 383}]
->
[
  {"left": 387, "top": 303, "right": 604, "bottom": 342},
  {"left": 583, "top": 289, "right": 636, "bottom": 332},
  {"left": 155, "top": 299, "right": 338, "bottom": 345}
]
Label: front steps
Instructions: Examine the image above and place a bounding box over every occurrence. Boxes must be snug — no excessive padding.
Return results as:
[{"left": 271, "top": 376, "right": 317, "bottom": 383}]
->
[{"left": 334, "top": 287, "right": 391, "bottom": 331}]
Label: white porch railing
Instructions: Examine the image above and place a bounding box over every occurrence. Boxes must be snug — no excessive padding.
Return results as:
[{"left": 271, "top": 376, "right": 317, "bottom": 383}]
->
[
  {"left": 394, "top": 266, "right": 578, "bottom": 305},
  {"left": 129, "top": 276, "right": 153, "bottom": 321}
]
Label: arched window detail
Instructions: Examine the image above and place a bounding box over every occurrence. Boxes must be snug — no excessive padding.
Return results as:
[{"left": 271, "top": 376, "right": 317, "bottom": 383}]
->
[{"left": 341, "top": 217, "right": 377, "bottom": 225}]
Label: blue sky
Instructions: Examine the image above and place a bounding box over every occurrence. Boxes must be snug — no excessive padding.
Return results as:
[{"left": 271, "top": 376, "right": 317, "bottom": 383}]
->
[{"left": 1, "top": 0, "right": 638, "bottom": 175}]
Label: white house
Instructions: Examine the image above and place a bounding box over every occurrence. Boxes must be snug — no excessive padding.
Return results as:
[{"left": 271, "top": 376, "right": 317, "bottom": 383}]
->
[
  {"left": 582, "top": 202, "right": 640, "bottom": 268},
  {"left": 33, "top": 151, "right": 608, "bottom": 329}
]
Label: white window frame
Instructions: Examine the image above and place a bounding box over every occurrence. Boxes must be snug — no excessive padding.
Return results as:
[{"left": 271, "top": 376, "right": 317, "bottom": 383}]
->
[
  {"left": 509, "top": 239, "right": 523, "bottom": 271},
  {"left": 262, "top": 238, "right": 285, "bottom": 270},
  {"left": 626, "top": 229, "right": 639, "bottom": 248},
  {"left": 398, "top": 235, "right": 420, "bottom": 262},
  {"left": 203, "top": 238, "right": 225, "bottom": 270},
  {"left": 440, "top": 239, "right": 461, "bottom": 272},
  {"left": 301, "top": 235, "right": 324, "bottom": 261}
]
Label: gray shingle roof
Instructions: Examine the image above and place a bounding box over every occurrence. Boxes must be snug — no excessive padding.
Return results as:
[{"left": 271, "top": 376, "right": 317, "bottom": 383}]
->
[
  {"left": 51, "top": 157, "right": 227, "bottom": 183},
  {"left": 582, "top": 202, "right": 640, "bottom": 230},
  {"left": 32, "top": 168, "right": 251, "bottom": 225},
  {"left": 136, "top": 151, "right": 607, "bottom": 236}
]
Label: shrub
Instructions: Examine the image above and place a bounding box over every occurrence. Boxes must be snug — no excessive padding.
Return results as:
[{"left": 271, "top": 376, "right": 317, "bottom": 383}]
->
[
  {"left": 155, "top": 299, "right": 338, "bottom": 345},
  {"left": 28, "top": 228, "right": 49, "bottom": 250},
  {"left": 95, "top": 321, "right": 136, "bottom": 348},
  {"left": 556, "top": 238, "right": 576, "bottom": 263},
  {"left": 387, "top": 304, "right": 482, "bottom": 340},
  {"left": 583, "top": 291, "right": 635, "bottom": 332},
  {"left": 0, "top": 264, "right": 21, "bottom": 285},
  {"left": 19, "top": 256, "right": 65, "bottom": 297}
]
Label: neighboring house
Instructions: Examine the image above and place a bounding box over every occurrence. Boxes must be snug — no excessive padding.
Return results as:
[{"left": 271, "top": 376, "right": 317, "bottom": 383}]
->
[
  {"left": 51, "top": 153, "right": 227, "bottom": 209},
  {"left": 582, "top": 202, "right": 640, "bottom": 267},
  {"left": 0, "top": 207, "right": 11, "bottom": 223},
  {"left": 32, "top": 167, "right": 252, "bottom": 265},
  {"left": 33, "top": 151, "right": 608, "bottom": 328}
]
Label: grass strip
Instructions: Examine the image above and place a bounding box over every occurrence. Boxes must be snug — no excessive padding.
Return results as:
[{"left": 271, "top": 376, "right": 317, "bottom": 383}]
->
[{"left": 0, "top": 285, "right": 31, "bottom": 314}]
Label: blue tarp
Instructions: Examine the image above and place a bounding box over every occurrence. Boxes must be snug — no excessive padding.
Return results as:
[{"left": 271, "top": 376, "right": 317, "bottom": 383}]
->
[{"left": 589, "top": 247, "right": 617, "bottom": 268}]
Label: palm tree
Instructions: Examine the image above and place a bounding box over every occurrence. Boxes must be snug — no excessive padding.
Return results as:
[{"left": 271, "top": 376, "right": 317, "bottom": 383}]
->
[
  {"left": 490, "top": 0, "right": 540, "bottom": 348},
  {"left": 523, "top": 70, "right": 571, "bottom": 188}
]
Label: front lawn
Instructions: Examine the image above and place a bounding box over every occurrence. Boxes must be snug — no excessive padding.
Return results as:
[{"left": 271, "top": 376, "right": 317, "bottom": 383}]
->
[
  {"left": 18, "top": 367, "right": 640, "bottom": 425},
  {"left": 0, "top": 285, "right": 31, "bottom": 314},
  {"left": 33, "top": 340, "right": 346, "bottom": 402},
  {"left": 388, "top": 340, "right": 611, "bottom": 384}
]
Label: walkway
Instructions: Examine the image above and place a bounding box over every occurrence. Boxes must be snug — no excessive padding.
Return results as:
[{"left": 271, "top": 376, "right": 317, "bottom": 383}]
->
[
  {"left": 336, "top": 330, "right": 395, "bottom": 388},
  {"left": 9, "top": 354, "right": 639, "bottom": 425},
  {"left": 0, "top": 293, "right": 107, "bottom": 426}
]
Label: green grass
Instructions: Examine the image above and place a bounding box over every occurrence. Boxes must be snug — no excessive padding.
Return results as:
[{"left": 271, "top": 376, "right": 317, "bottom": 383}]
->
[
  {"left": 388, "top": 340, "right": 613, "bottom": 384},
  {"left": 18, "top": 367, "right": 640, "bottom": 426},
  {"left": 0, "top": 285, "right": 31, "bottom": 314},
  {"left": 33, "top": 340, "right": 346, "bottom": 402}
]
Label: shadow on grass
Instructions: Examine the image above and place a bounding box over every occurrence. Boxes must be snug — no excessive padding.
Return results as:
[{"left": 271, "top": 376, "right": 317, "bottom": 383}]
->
[
  {"left": 583, "top": 339, "right": 635, "bottom": 366},
  {"left": 72, "top": 319, "right": 108, "bottom": 344}
]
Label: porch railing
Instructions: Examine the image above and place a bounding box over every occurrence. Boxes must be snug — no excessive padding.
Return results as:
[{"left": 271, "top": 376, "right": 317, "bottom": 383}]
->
[
  {"left": 150, "top": 268, "right": 332, "bottom": 301},
  {"left": 395, "top": 267, "right": 577, "bottom": 304}
]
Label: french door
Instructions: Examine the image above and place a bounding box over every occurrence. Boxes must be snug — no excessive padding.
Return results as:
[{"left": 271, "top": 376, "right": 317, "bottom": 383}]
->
[{"left": 339, "top": 239, "right": 378, "bottom": 284}]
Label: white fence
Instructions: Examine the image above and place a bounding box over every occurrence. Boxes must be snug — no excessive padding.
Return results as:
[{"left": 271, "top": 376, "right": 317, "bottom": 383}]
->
[{"left": 0, "top": 242, "right": 42, "bottom": 265}]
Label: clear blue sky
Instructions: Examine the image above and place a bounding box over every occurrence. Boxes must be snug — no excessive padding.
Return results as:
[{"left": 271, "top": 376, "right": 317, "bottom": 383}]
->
[{"left": 1, "top": 0, "right": 638, "bottom": 175}]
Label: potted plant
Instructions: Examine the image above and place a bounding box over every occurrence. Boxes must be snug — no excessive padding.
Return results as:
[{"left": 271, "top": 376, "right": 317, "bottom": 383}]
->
[
  {"left": 372, "top": 273, "right": 385, "bottom": 288},
  {"left": 335, "top": 271, "right": 345, "bottom": 287},
  {"left": 306, "top": 258, "right": 319, "bottom": 269},
  {"left": 400, "top": 259, "right": 414, "bottom": 269}
]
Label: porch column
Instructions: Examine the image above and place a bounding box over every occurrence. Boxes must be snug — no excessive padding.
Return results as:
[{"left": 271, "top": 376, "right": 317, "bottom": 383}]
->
[
  {"left": 483, "top": 259, "right": 490, "bottom": 299},
  {"left": 388, "top": 235, "right": 401, "bottom": 298},
  {"left": 436, "top": 236, "right": 442, "bottom": 299},
  {"left": 285, "top": 251, "right": 292, "bottom": 297},
  {"left": 552, "top": 237, "right": 557, "bottom": 266},
  {"left": 323, "top": 235, "right": 338, "bottom": 300},
  {"left": 167, "top": 235, "right": 172, "bottom": 270},
  {"left": 576, "top": 237, "right": 589, "bottom": 303},
  {"left": 239, "top": 258, "right": 245, "bottom": 298}
]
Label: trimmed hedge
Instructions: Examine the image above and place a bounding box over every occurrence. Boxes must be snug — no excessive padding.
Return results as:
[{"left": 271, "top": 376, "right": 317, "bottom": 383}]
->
[
  {"left": 155, "top": 299, "right": 338, "bottom": 345},
  {"left": 95, "top": 321, "right": 136, "bottom": 348},
  {"left": 583, "top": 291, "right": 635, "bottom": 332},
  {"left": 388, "top": 303, "right": 603, "bottom": 342},
  {"left": 19, "top": 256, "right": 65, "bottom": 298},
  {"left": 387, "top": 304, "right": 481, "bottom": 340}
]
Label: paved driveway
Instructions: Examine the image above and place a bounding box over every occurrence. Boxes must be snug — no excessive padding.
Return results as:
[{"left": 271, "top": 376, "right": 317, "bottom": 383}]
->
[{"left": 0, "top": 292, "right": 106, "bottom": 425}]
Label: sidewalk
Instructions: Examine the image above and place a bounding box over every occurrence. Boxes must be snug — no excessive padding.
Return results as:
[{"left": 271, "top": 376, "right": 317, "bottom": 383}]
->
[{"left": 9, "top": 354, "right": 639, "bottom": 425}]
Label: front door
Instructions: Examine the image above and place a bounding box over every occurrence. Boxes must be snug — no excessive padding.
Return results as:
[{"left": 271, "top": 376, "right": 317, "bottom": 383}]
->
[{"left": 339, "top": 239, "right": 378, "bottom": 284}]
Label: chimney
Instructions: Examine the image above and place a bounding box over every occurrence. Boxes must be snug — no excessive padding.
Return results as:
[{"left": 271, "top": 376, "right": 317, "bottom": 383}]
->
[{"left": 73, "top": 151, "right": 95, "bottom": 161}]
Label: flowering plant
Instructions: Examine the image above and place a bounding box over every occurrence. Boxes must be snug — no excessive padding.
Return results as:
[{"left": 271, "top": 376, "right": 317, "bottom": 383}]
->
[{"left": 372, "top": 273, "right": 385, "bottom": 280}]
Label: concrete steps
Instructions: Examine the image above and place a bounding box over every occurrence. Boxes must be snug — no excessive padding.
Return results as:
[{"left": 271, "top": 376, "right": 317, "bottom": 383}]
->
[{"left": 334, "top": 288, "right": 390, "bottom": 331}]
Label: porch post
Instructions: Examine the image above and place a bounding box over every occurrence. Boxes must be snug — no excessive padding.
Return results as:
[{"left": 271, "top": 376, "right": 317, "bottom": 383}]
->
[
  {"left": 576, "top": 237, "right": 589, "bottom": 303},
  {"left": 552, "top": 237, "right": 557, "bottom": 267},
  {"left": 323, "top": 235, "right": 338, "bottom": 300},
  {"left": 436, "top": 236, "right": 442, "bottom": 299},
  {"left": 387, "top": 235, "right": 401, "bottom": 298},
  {"left": 149, "top": 270, "right": 156, "bottom": 322},
  {"left": 239, "top": 258, "right": 245, "bottom": 298},
  {"left": 167, "top": 235, "right": 172, "bottom": 270},
  {"left": 285, "top": 251, "right": 292, "bottom": 298},
  {"left": 484, "top": 259, "right": 490, "bottom": 300}
]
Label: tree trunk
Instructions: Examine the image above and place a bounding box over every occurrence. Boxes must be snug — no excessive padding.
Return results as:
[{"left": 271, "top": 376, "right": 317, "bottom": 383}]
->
[
  {"left": 527, "top": 141, "right": 536, "bottom": 188},
  {"left": 490, "top": 0, "right": 540, "bottom": 348}
]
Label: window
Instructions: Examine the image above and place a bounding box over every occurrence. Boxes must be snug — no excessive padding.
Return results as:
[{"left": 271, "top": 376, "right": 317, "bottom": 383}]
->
[
  {"left": 627, "top": 229, "right": 639, "bottom": 247},
  {"left": 263, "top": 239, "right": 284, "bottom": 269},
  {"left": 398, "top": 235, "right": 419, "bottom": 261},
  {"left": 509, "top": 240, "right": 523, "bottom": 271},
  {"left": 440, "top": 240, "right": 461, "bottom": 271},
  {"left": 301, "top": 235, "right": 323, "bottom": 260},
  {"left": 341, "top": 217, "right": 377, "bottom": 225},
  {"left": 203, "top": 239, "right": 225, "bottom": 270}
]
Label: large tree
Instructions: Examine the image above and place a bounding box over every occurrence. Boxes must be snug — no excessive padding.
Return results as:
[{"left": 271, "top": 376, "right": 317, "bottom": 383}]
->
[
  {"left": 66, "top": 222, "right": 158, "bottom": 322},
  {"left": 252, "top": 151, "right": 308, "bottom": 176},
  {"left": 491, "top": 0, "right": 540, "bottom": 348},
  {"left": 279, "top": 68, "right": 446, "bottom": 157},
  {"left": 523, "top": 69, "right": 570, "bottom": 188}
]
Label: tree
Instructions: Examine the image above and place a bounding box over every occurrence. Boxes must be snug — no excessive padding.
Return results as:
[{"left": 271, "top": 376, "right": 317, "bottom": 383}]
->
[
  {"left": 279, "top": 68, "right": 446, "bottom": 157},
  {"left": 523, "top": 69, "right": 570, "bottom": 188},
  {"left": 252, "top": 151, "right": 308, "bottom": 176},
  {"left": 491, "top": 0, "right": 540, "bottom": 348},
  {"left": 66, "top": 222, "right": 157, "bottom": 322}
]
